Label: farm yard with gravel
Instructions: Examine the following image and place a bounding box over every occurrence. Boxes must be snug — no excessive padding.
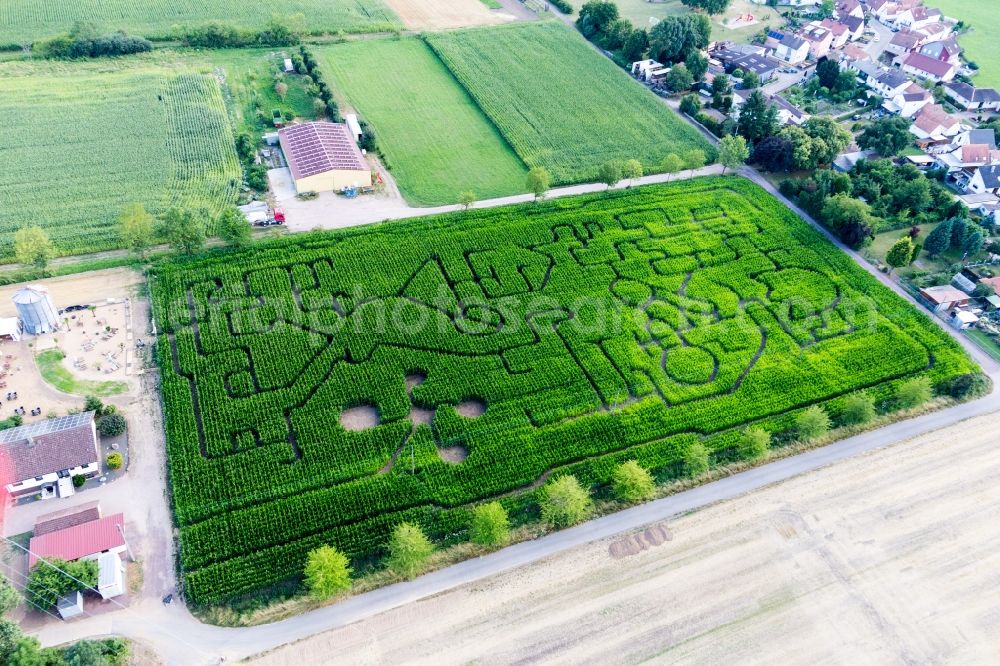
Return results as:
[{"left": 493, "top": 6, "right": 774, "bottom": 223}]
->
[{"left": 153, "top": 177, "right": 974, "bottom": 607}]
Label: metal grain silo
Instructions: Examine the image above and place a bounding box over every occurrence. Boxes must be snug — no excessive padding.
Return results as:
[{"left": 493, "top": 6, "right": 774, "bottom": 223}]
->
[{"left": 12, "top": 285, "right": 58, "bottom": 335}]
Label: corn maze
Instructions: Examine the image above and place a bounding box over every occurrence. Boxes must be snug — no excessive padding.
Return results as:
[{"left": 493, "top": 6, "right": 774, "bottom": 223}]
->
[{"left": 153, "top": 179, "right": 974, "bottom": 604}]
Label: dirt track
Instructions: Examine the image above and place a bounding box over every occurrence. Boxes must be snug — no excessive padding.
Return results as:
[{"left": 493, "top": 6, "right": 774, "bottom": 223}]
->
[{"left": 249, "top": 412, "right": 1000, "bottom": 665}]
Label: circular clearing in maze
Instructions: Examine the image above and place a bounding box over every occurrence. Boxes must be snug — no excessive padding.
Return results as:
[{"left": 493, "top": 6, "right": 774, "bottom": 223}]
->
[
  {"left": 456, "top": 399, "right": 486, "bottom": 418},
  {"left": 340, "top": 404, "right": 380, "bottom": 431},
  {"left": 405, "top": 372, "right": 427, "bottom": 393},
  {"left": 438, "top": 445, "right": 469, "bottom": 463},
  {"left": 664, "top": 346, "right": 716, "bottom": 384}
]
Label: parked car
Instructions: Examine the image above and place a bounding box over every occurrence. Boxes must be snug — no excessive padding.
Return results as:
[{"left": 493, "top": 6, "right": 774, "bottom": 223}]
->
[{"left": 59, "top": 305, "right": 88, "bottom": 314}]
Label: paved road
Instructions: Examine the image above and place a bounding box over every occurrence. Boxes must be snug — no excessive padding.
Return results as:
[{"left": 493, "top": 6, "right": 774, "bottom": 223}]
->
[{"left": 32, "top": 364, "right": 999, "bottom": 664}]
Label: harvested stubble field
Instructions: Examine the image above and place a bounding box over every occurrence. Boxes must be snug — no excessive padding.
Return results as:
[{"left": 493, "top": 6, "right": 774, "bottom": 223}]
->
[
  {"left": 0, "top": 57, "right": 241, "bottom": 259},
  {"left": 315, "top": 38, "right": 527, "bottom": 205},
  {"left": 152, "top": 178, "right": 973, "bottom": 605},
  {"left": 424, "top": 22, "right": 714, "bottom": 184},
  {"left": 0, "top": 0, "right": 400, "bottom": 43},
  {"left": 248, "top": 411, "right": 1000, "bottom": 665}
]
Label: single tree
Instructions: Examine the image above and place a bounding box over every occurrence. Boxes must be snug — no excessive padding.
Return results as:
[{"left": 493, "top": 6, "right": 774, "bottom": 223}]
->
[
  {"left": 738, "top": 427, "right": 770, "bottom": 459},
  {"left": 752, "top": 135, "right": 794, "bottom": 172},
  {"left": 469, "top": 501, "right": 510, "bottom": 547},
  {"left": 857, "top": 116, "right": 912, "bottom": 157},
  {"left": 119, "top": 203, "right": 155, "bottom": 258},
  {"left": 0, "top": 620, "right": 23, "bottom": 662},
  {"left": 742, "top": 69, "right": 760, "bottom": 89},
  {"left": 737, "top": 90, "right": 779, "bottom": 144},
  {"left": 886, "top": 236, "right": 914, "bottom": 274},
  {"left": 684, "top": 148, "right": 706, "bottom": 176},
  {"left": 304, "top": 544, "right": 352, "bottom": 599},
  {"left": 684, "top": 440, "right": 709, "bottom": 476},
  {"left": 949, "top": 216, "right": 968, "bottom": 250},
  {"left": 897, "top": 376, "right": 932, "bottom": 409},
  {"left": 816, "top": 59, "right": 840, "bottom": 89},
  {"left": 597, "top": 160, "right": 623, "bottom": 189},
  {"left": 718, "top": 134, "right": 749, "bottom": 174},
  {"left": 576, "top": 0, "right": 619, "bottom": 38},
  {"left": 963, "top": 228, "right": 985, "bottom": 256},
  {"left": 159, "top": 207, "right": 206, "bottom": 255},
  {"left": 623, "top": 159, "right": 643, "bottom": 186},
  {"left": 216, "top": 206, "right": 251, "bottom": 248},
  {"left": 922, "top": 218, "right": 953, "bottom": 258},
  {"left": 458, "top": 191, "right": 476, "bottom": 211},
  {"left": 526, "top": 166, "right": 551, "bottom": 200},
  {"left": 274, "top": 81, "right": 288, "bottom": 100},
  {"left": 665, "top": 63, "right": 694, "bottom": 92},
  {"left": 621, "top": 29, "right": 649, "bottom": 62},
  {"left": 842, "top": 392, "right": 875, "bottom": 425},
  {"left": 818, "top": 0, "right": 835, "bottom": 18},
  {"left": 796, "top": 405, "right": 830, "bottom": 442},
  {"left": 62, "top": 640, "right": 106, "bottom": 666},
  {"left": 25, "top": 559, "right": 97, "bottom": 610},
  {"left": 312, "top": 97, "right": 327, "bottom": 116},
  {"left": 97, "top": 413, "right": 126, "bottom": 437},
  {"left": 387, "top": 522, "right": 434, "bottom": 579},
  {"left": 681, "top": 0, "right": 732, "bottom": 14},
  {"left": 685, "top": 50, "right": 709, "bottom": 82},
  {"left": 540, "top": 475, "right": 592, "bottom": 527},
  {"left": 0, "top": 578, "right": 20, "bottom": 615},
  {"left": 679, "top": 94, "right": 701, "bottom": 116},
  {"left": 822, "top": 194, "right": 874, "bottom": 249},
  {"left": 612, "top": 460, "right": 655, "bottom": 501},
  {"left": 661, "top": 153, "right": 684, "bottom": 180},
  {"left": 13, "top": 227, "right": 55, "bottom": 270}
]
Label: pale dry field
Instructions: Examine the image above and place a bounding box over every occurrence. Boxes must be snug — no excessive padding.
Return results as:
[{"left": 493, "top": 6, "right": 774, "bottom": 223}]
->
[
  {"left": 249, "top": 412, "right": 1000, "bottom": 665},
  {"left": 384, "top": 0, "right": 514, "bottom": 30}
]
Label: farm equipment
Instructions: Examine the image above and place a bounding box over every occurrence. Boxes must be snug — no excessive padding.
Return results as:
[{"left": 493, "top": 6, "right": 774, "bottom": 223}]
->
[{"left": 272, "top": 109, "right": 284, "bottom": 128}]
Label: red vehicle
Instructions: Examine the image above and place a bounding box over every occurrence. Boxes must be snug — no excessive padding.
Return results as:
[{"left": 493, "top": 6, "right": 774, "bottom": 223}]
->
[{"left": 273, "top": 210, "right": 285, "bottom": 223}]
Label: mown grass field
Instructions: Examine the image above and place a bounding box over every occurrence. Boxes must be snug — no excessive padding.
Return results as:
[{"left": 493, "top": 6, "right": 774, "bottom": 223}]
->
[
  {"left": 315, "top": 39, "right": 527, "bottom": 205},
  {"left": 0, "top": 57, "right": 240, "bottom": 260},
  {"left": 926, "top": 0, "right": 1000, "bottom": 89},
  {"left": 152, "top": 177, "right": 974, "bottom": 605},
  {"left": 0, "top": 0, "right": 400, "bottom": 43},
  {"left": 424, "top": 22, "right": 714, "bottom": 184},
  {"left": 613, "top": 0, "right": 784, "bottom": 42}
]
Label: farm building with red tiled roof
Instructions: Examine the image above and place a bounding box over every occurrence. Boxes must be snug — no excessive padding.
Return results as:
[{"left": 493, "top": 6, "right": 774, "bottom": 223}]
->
[
  {"left": 28, "top": 512, "right": 126, "bottom": 568},
  {"left": 0, "top": 412, "right": 100, "bottom": 499},
  {"left": 277, "top": 121, "right": 372, "bottom": 194}
]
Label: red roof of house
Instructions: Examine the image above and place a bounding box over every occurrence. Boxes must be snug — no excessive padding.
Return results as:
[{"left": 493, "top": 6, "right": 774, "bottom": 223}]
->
[
  {"left": 820, "top": 19, "right": 849, "bottom": 36},
  {"left": 913, "top": 103, "right": 958, "bottom": 134},
  {"left": 961, "top": 144, "right": 990, "bottom": 164},
  {"left": 981, "top": 277, "right": 1000, "bottom": 292},
  {"left": 903, "top": 52, "right": 954, "bottom": 78},
  {"left": 277, "top": 122, "right": 367, "bottom": 181},
  {"left": 28, "top": 513, "right": 124, "bottom": 568},
  {"left": 33, "top": 501, "right": 101, "bottom": 536}
]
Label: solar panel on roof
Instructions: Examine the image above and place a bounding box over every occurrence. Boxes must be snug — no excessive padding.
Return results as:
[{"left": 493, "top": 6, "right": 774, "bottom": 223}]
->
[
  {"left": 278, "top": 122, "right": 367, "bottom": 180},
  {"left": 0, "top": 411, "right": 95, "bottom": 443}
]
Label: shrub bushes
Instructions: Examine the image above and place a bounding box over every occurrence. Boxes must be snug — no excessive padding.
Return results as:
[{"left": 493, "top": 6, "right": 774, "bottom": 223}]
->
[
  {"left": 107, "top": 452, "right": 124, "bottom": 470},
  {"left": 541, "top": 476, "right": 592, "bottom": 527},
  {"left": 98, "top": 413, "right": 127, "bottom": 437},
  {"left": 611, "top": 461, "right": 655, "bottom": 502}
]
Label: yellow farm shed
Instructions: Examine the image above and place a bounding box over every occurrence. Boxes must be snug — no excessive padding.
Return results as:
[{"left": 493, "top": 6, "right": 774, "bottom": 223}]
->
[{"left": 277, "top": 121, "right": 372, "bottom": 193}]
